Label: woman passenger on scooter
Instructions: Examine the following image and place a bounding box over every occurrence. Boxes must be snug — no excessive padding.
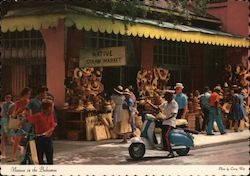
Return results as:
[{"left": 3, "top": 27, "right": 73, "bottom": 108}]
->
[{"left": 147, "top": 90, "right": 178, "bottom": 158}]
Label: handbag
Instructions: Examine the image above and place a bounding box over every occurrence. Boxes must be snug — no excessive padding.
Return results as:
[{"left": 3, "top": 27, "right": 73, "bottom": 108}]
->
[
  {"left": 93, "top": 124, "right": 108, "bottom": 141},
  {"left": 8, "top": 116, "right": 21, "bottom": 130},
  {"left": 29, "top": 140, "right": 39, "bottom": 165},
  {"left": 85, "top": 116, "right": 98, "bottom": 141}
]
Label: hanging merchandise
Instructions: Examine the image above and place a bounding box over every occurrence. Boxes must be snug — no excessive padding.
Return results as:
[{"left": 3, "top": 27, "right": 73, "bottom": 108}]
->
[{"left": 136, "top": 67, "right": 170, "bottom": 98}]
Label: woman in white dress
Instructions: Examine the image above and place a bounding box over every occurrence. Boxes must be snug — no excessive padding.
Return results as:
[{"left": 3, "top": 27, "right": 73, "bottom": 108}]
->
[{"left": 111, "top": 86, "right": 125, "bottom": 135}]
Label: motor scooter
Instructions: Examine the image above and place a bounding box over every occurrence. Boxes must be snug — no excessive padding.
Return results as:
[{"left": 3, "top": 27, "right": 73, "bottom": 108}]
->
[{"left": 128, "top": 114, "right": 198, "bottom": 160}]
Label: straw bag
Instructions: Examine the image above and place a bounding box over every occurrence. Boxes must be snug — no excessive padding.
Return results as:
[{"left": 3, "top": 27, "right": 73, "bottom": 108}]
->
[
  {"left": 85, "top": 116, "right": 98, "bottom": 141},
  {"left": 8, "top": 117, "right": 21, "bottom": 130},
  {"left": 29, "top": 140, "right": 39, "bottom": 165},
  {"left": 213, "top": 122, "right": 219, "bottom": 132},
  {"left": 93, "top": 124, "right": 108, "bottom": 141}
]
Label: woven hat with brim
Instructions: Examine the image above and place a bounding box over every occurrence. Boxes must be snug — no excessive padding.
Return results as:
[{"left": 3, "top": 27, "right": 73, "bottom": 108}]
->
[
  {"left": 114, "top": 85, "right": 123, "bottom": 94},
  {"left": 174, "top": 83, "right": 184, "bottom": 89},
  {"left": 123, "top": 88, "right": 131, "bottom": 95},
  {"left": 86, "top": 102, "right": 96, "bottom": 111},
  {"left": 73, "top": 68, "right": 83, "bottom": 78}
]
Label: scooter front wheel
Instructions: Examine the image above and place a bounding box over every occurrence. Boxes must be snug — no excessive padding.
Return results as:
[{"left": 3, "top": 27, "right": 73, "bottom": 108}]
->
[
  {"left": 129, "top": 143, "right": 145, "bottom": 160},
  {"left": 175, "top": 147, "right": 190, "bottom": 156}
]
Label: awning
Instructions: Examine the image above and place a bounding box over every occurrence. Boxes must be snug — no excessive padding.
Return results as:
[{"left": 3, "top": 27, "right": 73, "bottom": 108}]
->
[
  {"left": 0, "top": 5, "right": 249, "bottom": 48},
  {"left": 0, "top": 14, "right": 65, "bottom": 32},
  {"left": 65, "top": 13, "right": 249, "bottom": 48}
]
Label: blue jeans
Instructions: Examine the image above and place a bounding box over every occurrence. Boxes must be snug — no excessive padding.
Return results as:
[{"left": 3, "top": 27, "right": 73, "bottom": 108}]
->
[{"left": 207, "top": 107, "right": 225, "bottom": 134}]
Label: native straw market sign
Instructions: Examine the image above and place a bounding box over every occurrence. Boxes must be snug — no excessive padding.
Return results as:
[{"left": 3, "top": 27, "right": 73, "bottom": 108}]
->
[{"left": 80, "top": 47, "right": 126, "bottom": 67}]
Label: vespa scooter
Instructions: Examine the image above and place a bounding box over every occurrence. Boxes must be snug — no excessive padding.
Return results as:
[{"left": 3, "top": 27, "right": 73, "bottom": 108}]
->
[{"left": 128, "top": 114, "right": 198, "bottom": 160}]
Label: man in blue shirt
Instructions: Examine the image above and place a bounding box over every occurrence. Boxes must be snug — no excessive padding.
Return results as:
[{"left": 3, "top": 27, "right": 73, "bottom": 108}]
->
[
  {"left": 200, "top": 86, "right": 211, "bottom": 132},
  {"left": 26, "top": 86, "right": 48, "bottom": 115},
  {"left": 174, "top": 83, "right": 188, "bottom": 119}
]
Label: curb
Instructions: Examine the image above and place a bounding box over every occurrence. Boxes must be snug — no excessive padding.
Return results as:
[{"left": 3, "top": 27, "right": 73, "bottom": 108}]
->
[{"left": 193, "top": 138, "right": 249, "bottom": 150}]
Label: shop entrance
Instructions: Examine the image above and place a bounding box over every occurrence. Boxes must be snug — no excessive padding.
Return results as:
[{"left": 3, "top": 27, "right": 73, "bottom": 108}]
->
[
  {"left": 102, "top": 66, "right": 139, "bottom": 98},
  {"left": 102, "top": 67, "right": 121, "bottom": 97}
]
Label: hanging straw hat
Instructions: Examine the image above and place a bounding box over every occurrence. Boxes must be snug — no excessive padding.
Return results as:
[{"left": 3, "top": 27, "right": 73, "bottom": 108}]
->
[
  {"left": 114, "top": 85, "right": 123, "bottom": 94},
  {"left": 85, "top": 102, "right": 96, "bottom": 111},
  {"left": 73, "top": 68, "right": 83, "bottom": 79},
  {"left": 80, "top": 68, "right": 92, "bottom": 77},
  {"left": 123, "top": 88, "right": 131, "bottom": 96}
]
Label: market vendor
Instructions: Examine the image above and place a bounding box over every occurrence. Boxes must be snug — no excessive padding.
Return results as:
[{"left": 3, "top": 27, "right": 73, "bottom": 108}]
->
[{"left": 146, "top": 90, "right": 178, "bottom": 158}]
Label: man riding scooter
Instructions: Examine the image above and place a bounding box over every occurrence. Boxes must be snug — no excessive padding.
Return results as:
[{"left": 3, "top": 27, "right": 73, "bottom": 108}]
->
[{"left": 147, "top": 90, "right": 178, "bottom": 158}]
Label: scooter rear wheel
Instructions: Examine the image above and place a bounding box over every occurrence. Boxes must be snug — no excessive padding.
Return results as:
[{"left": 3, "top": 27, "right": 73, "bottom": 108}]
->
[
  {"left": 129, "top": 143, "right": 145, "bottom": 160},
  {"left": 175, "top": 147, "right": 190, "bottom": 156}
]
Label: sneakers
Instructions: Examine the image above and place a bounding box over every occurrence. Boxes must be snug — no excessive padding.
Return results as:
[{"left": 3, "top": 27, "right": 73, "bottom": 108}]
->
[
  {"left": 207, "top": 133, "right": 215, "bottom": 136},
  {"left": 167, "top": 152, "right": 175, "bottom": 158}
]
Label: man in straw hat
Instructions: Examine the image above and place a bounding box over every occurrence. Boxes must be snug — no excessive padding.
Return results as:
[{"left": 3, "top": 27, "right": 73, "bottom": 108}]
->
[
  {"left": 174, "top": 83, "right": 188, "bottom": 119},
  {"left": 207, "top": 86, "right": 226, "bottom": 135},
  {"left": 147, "top": 89, "right": 178, "bottom": 158}
]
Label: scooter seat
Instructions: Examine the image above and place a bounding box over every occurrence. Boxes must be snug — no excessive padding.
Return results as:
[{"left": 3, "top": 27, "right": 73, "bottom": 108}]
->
[{"left": 171, "top": 129, "right": 187, "bottom": 136}]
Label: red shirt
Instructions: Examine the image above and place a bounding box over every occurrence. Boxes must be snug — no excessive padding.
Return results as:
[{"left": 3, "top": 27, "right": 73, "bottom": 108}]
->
[
  {"left": 210, "top": 92, "right": 220, "bottom": 107},
  {"left": 27, "top": 112, "right": 55, "bottom": 136},
  {"left": 11, "top": 98, "right": 29, "bottom": 115}
]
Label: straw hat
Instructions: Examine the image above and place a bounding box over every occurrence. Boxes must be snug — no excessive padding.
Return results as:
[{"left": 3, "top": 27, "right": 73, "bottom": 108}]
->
[
  {"left": 91, "top": 81, "right": 100, "bottom": 91},
  {"left": 104, "top": 102, "right": 113, "bottom": 112},
  {"left": 63, "top": 102, "right": 69, "bottom": 109},
  {"left": 174, "top": 83, "right": 184, "bottom": 89},
  {"left": 114, "top": 85, "right": 123, "bottom": 94},
  {"left": 222, "top": 103, "right": 231, "bottom": 113},
  {"left": 85, "top": 102, "right": 96, "bottom": 111},
  {"left": 80, "top": 68, "right": 91, "bottom": 77},
  {"left": 73, "top": 68, "right": 83, "bottom": 79},
  {"left": 123, "top": 88, "right": 131, "bottom": 95}
]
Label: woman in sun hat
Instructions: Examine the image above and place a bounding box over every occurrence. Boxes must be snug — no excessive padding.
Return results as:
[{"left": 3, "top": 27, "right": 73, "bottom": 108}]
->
[{"left": 111, "top": 86, "right": 125, "bottom": 134}]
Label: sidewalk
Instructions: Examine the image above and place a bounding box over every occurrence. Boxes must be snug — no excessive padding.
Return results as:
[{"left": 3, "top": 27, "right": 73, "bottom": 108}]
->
[{"left": 1, "top": 129, "right": 248, "bottom": 164}]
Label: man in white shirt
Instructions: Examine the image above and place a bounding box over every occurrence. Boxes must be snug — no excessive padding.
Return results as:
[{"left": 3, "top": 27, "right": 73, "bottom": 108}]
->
[{"left": 148, "top": 90, "right": 178, "bottom": 158}]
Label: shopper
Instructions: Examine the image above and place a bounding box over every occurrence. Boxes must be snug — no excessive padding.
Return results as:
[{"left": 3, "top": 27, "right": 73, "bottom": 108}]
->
[
  {"left": 207, "top": 86, "right": 226, "bottom": 135},
  {"left": 120, "top": 89, "right": 135, "bottom": 143},
  {"left": 111, "top": 86, "right": 125, "bottom": 135},
  {"left": 174, "top": 83, "right": 188, "bottom": 119},
  {"left": 0, "top": 93, "right": 14, "bottom": 159},
  {"left": 26, "top": 99, "right": 56, "bottom": 164},
  {"left": 228, "top": 87, "right": 246, "bottom": 132},
  {"left": 8, "top": 87, "right": 32, "bottom": 162},
  {"left": 200, "top": 87, "right": 211, "bottom": 132}
]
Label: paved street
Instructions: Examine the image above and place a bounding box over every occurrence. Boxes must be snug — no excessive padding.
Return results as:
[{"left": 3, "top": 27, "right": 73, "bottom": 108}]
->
[
  {"left": 1, "top": 129, "right": 248, "bottom": 165},
  {"left": 52, "top": 141, "right": 249, "bottom": 165}
]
